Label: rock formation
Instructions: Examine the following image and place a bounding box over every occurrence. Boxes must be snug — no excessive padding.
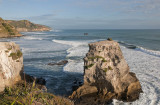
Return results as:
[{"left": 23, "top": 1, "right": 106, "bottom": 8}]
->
[
  {"left": 0, "top": 17, "right": 22, "bottom": 38},
  {"left": 70, "top": 40, "right": 142, "bottom": 104},
  {"left": 48, "top": 60, "right": 68, "bottom": 66},
  {"left": 6, "top": 20, "right": 51, "bottom": 32},
  {"left": 0, "top": 42, "right": 23, "bottom": 92}
]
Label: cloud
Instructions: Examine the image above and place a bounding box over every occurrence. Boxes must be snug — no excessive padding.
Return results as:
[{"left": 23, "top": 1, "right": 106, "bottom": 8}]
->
[
  {"left": 28, "top": 14, "right": 56, "bottom": 21},
  {"left": 73, "top": 0, "right": 160, "bottom": 15}
]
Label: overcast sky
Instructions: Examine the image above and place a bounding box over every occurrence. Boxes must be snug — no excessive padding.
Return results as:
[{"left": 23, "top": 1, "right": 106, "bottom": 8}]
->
[{"left": 0, "top": 0, "right": 160, "bottom": 29}]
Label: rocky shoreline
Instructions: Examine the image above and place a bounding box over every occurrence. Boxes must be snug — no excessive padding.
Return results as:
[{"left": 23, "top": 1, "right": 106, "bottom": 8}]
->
[
  {"left": 0, "top": 40, "right": 142, "bottom": 105},
  {"left": 0, "top": 42, "right": 73, "bottom": 105}
]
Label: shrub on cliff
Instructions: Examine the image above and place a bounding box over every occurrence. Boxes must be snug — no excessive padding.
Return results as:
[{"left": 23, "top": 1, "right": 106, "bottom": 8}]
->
[{"left": 107, "top": 38, "right": 113, "bottom": 41}]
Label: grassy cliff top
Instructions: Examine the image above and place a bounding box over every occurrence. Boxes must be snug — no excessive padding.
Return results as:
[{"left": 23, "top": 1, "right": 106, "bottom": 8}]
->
[
  {"left": 6, "top": 20, "right": 51, "bottom": 31},
  {"left": 0, "top": 17, "right": 22, "bottom": 37},
  {"left": 0, "top": 80, "right": 73, "bottom": 105}
]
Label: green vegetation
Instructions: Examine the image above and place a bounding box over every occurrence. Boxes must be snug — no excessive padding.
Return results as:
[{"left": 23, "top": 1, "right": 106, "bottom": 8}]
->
[
  {"left": 103, "top": 68, "right": 108, "bottom": 72},
  {"left": 2, "top": 23, "right": 15, "bottom": 35},
  {"left": 6, "top": 20, "right": 50, "bottom": 31},
  {"left": 8, "top": 47, "right": 12, "bottom": 50},
  {"left": 84, "top": 64, "right": 94, "bottom": 69},
  {"left": 102, "top": 59, "right": 107, "bottom": 62},
  {"left": 17, "top": 50, "right": 23, "bottom": 58},
  {"left": 9, "top": 50, "right": 22, "bottom": 60},
  {"left": 5, "top": 50, "right": 9, "bottom": 53},
  {"left": 0, "top": 17, "right": 21, "bottom": 37},
  {"left": 87, "top": 56, "right": 108, "bottom": 63},
  {"left": 103, "top": 66, "right": 113, "bottom": 72},
  {"left": 0, "top": 80, "right": 73, "bottom": 105},
  {"left": 88, "top": 56, "right": 104, "bottom": 61},
  {"left": 107, "top": 38, "right": 113, "bottom": 41},
  {"left": 108, "top": 66, "right": 113, "bottom": 70}
]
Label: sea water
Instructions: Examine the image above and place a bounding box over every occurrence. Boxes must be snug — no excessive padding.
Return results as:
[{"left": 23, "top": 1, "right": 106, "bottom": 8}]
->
[{"left": 0, "top": 29, "right": 160, "bottom": 105}]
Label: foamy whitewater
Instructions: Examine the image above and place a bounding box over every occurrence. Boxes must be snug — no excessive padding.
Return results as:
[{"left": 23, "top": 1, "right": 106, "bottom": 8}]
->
[
  {"left": 53, "top": 39, "right": 160, "bottom": 105},
  {"left": 0, "top": 29, "right": 160, "bottom": 105}
]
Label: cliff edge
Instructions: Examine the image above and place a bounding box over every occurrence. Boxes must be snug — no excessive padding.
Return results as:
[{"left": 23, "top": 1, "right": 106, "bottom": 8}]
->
[
  {"left": 0, "top": 42, "right": 74, "bottom": 105},
  {"left": 0, "top": 42, "right": 23, "bottom": 92},
  {"left": 6, "top": 20, "right": 51, "bottom": 32},
  {"left": 0, "top": 18, "right": 22, "bottom": 38},
  {"left": 70, "top": 40, "right": 142, "bottom": 104}
]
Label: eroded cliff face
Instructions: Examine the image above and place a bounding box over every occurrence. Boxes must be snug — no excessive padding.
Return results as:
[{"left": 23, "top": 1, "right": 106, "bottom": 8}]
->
[
  {"left": 0, "top": 42, "right": 23, "bottom": 92},
  {"left": 71, "top": 40, "right": 142, "bottom": 104},
  {"left": 6, "top": 20, "right": 51, "bottom": 32},
  {"left": 0, "top": 18, "right": 22, "bottom": 38}
]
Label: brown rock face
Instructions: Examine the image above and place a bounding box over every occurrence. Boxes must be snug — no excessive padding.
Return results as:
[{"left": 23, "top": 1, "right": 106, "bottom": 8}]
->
[
  {"left": 0, "top": 17, "right": 22, "bottom": 38},
  {"left": 0, "top": 42, "right": 23, "bottom": 92},
  {"left": 70, "top": 40, "right": 142, "bottom": 104}
]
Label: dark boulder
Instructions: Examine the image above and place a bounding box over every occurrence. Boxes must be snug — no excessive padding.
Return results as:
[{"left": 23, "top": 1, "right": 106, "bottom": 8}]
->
[{"left": 48, "top": 60, "right": 68, "bottom": 66}]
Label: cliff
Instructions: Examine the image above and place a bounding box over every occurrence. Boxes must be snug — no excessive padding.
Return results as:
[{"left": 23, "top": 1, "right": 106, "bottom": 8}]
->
[
  {"left": 0, "top": 18, "right": 22, "bottom": 38},
  {"left": 0, "top": 42, "right": 23, "bottom": 92},
  {"left": 70, "top": 40, "right": 142, "bottom": 104},
  {"left": 0, "top": 42, "right": 73, "bottom": 105},
  {"left": 6, "top": 20, "right": 51, "bottom": 32}
]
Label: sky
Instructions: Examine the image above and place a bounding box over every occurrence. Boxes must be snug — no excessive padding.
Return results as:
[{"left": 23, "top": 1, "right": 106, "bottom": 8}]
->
[{"left": 0, "top": 0, "right": 160, "bottom": 29}]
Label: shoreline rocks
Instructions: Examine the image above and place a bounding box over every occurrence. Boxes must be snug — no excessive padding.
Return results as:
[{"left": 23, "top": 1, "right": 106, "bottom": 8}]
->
[
  {"left": 48, "top": 60, "right": 68, "bottom": 66},
  {"left": 70, "top": 40, "right": 142, "bottom": 104}
]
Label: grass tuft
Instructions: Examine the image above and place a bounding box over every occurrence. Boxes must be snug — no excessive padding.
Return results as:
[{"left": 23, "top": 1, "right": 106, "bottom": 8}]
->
[
  {"left": 8, "top": 50, "right": 22, "bottom": 60},
  {"left": 0, "top": 80, "right": 73, "bottom": 105},
  {"left": 84, "top": 64, "right": 94, "bottom": 69}
]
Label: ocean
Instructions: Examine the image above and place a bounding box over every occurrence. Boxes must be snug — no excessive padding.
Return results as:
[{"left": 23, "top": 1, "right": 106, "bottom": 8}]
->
[{"left": 0, "top": 29, "right": 160, "bottom": 105}]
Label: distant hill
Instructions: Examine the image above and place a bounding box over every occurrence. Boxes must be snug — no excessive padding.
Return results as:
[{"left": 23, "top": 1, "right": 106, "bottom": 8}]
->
[
  {"left": 0, "top": 17, "right": 22, "bottom": 38},
  {"left": 6, "top": 20, "right": 51, "bottom": 32}
]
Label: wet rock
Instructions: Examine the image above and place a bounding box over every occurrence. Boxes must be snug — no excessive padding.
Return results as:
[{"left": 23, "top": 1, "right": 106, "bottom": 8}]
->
[
  {"left": 21, "top": 73, "right": 46, "bottom": 85},
  {"left": 72, "top": 79, "right": 83, "bottom": 91},
  {"left": 48, "top": 60, "right": 68, "bottom": 66}
]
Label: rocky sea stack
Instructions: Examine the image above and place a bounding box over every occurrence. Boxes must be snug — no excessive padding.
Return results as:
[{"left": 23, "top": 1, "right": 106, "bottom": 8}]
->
[
  {"left": 0, "top": 18, "right": 22, "bottom": 38},
  {"left": 70, "top": 40, "right": 142, "bottom": 105}
]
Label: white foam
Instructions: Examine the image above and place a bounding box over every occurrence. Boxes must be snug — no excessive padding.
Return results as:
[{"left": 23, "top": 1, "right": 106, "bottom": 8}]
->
[
  {"left": 51, "top": 29, "right": 62, "bottom": 32},
  {"left": 22, "top": 32, "right": 46, "bottom": 35},
  {"left": 63, "top": 59, "right": 84, "bottom": 73},
  {"left": 23, "top": 36, "right": 43, "bottom": 40},
  {"left": 53, "top": 39, "right": 89, "bottom": 57},
  {"left": 136, "top": 46, "right": 160, "bottom": 57},
  {"left": 115, "top": 46, "right": 160, "bottom": 105}
]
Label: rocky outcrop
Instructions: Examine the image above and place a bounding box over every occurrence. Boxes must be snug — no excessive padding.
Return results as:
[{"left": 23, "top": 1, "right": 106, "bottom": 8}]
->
[
  {"left": 6, "top": 20, "right": 51, "bottom": 32},
  {"left": 0, "top": 17, "right": 22, "bottom": 38},
  {"left": 48, "top": 60, "right": 68, "bottom": 66},
  {"left": 70, "top": 40, "right": 142, "bottom": 104},
  {"left": 0, "top": 42, "right": 23, "bottom": 92}
]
